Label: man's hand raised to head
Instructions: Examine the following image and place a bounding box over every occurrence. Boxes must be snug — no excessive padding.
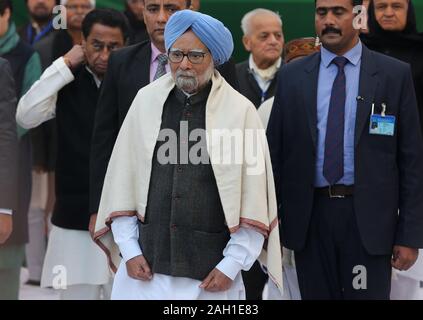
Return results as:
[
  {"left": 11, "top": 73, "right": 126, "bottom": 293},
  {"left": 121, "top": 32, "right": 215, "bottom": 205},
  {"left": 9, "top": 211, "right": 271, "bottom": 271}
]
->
[
  {"left": 200, "top": 268, "right": 233, "bottom": 292},
  {"left": 392, "top": 245, "right": 419, "bottom": 271},
  {"left": 126, "top": 255, "right": 153, "bottom": 281},
  {"left": 63, "top": 45, "right": 86, "bottom": 70},
  {"left": 0, "top": 214, "right": 12, "bottom": 244}
]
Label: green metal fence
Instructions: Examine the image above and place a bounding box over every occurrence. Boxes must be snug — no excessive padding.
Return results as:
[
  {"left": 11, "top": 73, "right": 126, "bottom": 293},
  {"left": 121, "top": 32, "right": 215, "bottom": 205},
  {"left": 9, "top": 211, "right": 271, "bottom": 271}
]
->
[{"left": 12, "top": 0, "right": 423, "bottom": 63}]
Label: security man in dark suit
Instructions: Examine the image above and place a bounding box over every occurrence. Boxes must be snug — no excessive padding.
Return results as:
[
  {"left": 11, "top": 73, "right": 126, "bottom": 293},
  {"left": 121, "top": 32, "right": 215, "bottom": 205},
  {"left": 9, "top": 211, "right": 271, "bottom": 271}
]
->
[{"left": 267, "top": 0, "right": 423, "bottom": 299}]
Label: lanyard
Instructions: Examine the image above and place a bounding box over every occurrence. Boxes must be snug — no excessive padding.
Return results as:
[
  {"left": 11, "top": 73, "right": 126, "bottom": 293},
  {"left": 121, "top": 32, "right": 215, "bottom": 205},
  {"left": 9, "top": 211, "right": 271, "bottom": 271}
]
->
[{"left": 27, "top": 21, "right": 54, "bottom": 45}]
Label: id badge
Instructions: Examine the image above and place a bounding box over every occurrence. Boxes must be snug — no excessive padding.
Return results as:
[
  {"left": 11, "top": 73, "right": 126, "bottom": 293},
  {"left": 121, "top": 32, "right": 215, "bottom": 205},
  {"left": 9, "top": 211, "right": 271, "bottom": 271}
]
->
[{"left": 369, "top": 114, "right": 395, "bottom": 136}]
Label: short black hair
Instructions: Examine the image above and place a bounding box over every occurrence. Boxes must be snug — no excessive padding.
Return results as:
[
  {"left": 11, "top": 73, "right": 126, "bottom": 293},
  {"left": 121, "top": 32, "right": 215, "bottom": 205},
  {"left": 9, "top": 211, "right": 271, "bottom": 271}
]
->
[
  {"left": 82, "top": 8, "right": 130, "bottom": 41},
  {"left": 24, "top": 0, "right": 61, "bottom": 5},
  {"left": 315, "top": 0, "right": 363, "bottom": 6},
  {"left": 137, "top": 0, "right": 192, "bottom": 8},
  {"left": 0, "top": 0, "right": 12, "bottom": 16}
]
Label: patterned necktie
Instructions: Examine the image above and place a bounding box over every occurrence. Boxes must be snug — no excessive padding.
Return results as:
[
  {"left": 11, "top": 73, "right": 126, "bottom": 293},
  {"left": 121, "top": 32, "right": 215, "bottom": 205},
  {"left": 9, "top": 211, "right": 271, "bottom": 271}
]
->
[
  {"left": 153, "top": 53, "right": 168, "bottom": 81},
  {"left": 323, "top": 56, "right": 348, "bottom": 186}
]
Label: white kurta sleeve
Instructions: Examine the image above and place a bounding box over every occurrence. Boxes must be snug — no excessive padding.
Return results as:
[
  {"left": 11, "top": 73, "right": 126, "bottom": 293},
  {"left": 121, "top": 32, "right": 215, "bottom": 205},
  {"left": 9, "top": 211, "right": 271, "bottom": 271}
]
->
[
  {"left": 16, "top": 57, "right": 75, "bottom": 129},
  {"left": 216, "top": 228, "right": 265, "bottom": 281},
  {"left": 0, "top": 209, "right": 12, "bottom": 215},
  {"left": 111, "top": 216, "right": 142, "bottom": 262}
]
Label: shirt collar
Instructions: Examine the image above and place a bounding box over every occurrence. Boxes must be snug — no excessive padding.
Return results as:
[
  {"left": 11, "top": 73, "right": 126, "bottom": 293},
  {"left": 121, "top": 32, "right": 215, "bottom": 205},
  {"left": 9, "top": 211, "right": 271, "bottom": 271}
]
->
[
  {"left": 151, "top": 42, "right": 166, "bottom": 63},
  {"left": 174, "top": 81, "right": 212, "bottom": 105},
  {"left": 249, "top": 55, "right": 282, "bottom": 72},
  {"left": 85, "top": 66, "right": 102, "bottom": 88},
  {"left": 321, "top": 39, "right": 362, "bottom": 68}
]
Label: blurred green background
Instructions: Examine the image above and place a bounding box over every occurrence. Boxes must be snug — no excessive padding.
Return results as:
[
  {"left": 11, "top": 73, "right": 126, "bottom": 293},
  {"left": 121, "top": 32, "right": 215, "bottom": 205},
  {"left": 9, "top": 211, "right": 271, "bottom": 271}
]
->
[{"left": 12, "top": 0, "right": 423, "bottom": 63}]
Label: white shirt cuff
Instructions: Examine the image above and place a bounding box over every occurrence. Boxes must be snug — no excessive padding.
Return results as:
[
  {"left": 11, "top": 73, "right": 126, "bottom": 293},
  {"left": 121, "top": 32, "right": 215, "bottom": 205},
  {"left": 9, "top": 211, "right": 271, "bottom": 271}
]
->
[
  {"left": 118, "top": 239, "right": 143, "bottom": 263},
  {"left": 0, "top": 209, "right": 12, "bottom": 215},
  {"left": 216, "top": 256, "right": 244, "bottom": 281},
  {"left": 53, "top": 57, "right": 75, "bottom": 83}
]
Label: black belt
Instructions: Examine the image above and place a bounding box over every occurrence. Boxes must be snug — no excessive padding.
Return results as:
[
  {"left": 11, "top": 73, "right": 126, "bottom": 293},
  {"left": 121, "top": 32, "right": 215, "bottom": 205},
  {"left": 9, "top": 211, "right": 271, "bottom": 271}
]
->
[{"left": 315, "top": 185, "right": 354, "bottom": 198}]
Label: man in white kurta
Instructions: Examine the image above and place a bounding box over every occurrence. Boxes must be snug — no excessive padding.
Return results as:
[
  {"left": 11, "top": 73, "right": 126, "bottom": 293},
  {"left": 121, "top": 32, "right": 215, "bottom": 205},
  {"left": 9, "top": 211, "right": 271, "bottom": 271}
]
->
[
  {"left": 94, "top": 10, "right": 283, "bottom": 300},
  {"left": 15, "top": 9, "right": 129, "bottom": 299}
]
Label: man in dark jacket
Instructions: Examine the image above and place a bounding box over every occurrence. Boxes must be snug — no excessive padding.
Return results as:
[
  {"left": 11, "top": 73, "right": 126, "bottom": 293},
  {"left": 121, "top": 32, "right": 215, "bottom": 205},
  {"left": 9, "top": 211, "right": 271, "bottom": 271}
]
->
[
  {"left": 236, "top": 8, "right": 284, "bottom": 109},
  {"left": 361, "top": 0, "right": 423, "bottom": 300},
  {"left": 268, "top": 0, "right": 423, "bottom": 299},
  {"left": 17, "top": 8, "right": 129, "bottom": 300},
  {"left": 0, "top": 0, "right": 42, "bottom": 300},
  {"left": 0, "top": 58, "right": 19, "bottom": 299}
]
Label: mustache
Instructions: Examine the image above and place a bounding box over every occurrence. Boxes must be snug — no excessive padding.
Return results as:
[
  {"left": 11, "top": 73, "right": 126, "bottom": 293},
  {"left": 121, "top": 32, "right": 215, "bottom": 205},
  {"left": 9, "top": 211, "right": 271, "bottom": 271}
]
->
[
  {"left": 70, "top": 14, "right": 85, "bottom": 22},
  {"left": 322, "top": 27, "right": 342, "bottom": 36},
  {"left": 176, "top": 70, "right": 196, "bottom": 78},
  {"left": 34, "top": 4, "right": 48, "bottom": 10}
]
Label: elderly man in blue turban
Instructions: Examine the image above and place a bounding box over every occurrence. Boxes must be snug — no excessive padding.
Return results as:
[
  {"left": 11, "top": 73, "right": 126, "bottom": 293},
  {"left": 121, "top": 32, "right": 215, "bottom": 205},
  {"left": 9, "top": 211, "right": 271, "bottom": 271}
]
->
[{"left": 94, "top": 10, "right": 283, "bottom": 300}]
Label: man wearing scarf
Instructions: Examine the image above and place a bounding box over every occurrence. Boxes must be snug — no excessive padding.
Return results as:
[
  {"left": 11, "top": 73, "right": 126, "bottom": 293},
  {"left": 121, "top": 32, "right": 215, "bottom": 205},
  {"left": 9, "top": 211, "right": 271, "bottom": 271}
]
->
[
  {"left": 361, "top": 0, "right": 423, "bottom": 299},
  {"left": 94, "top": 10, "right": 282, "bottom": 300}
]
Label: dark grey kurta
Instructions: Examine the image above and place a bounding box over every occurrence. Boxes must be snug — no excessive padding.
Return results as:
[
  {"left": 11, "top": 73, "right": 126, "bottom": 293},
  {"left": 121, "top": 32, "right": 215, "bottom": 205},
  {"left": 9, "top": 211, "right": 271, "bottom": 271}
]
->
[{"left": 139, "top": 83, "right": 230, "bottom": 281}]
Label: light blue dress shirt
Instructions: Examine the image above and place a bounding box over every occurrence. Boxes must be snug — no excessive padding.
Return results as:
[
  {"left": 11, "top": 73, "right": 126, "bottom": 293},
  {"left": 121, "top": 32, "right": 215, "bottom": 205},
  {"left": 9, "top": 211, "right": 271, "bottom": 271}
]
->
[{"left": 315, "top": 40, "right": 363, "bottom": 187}]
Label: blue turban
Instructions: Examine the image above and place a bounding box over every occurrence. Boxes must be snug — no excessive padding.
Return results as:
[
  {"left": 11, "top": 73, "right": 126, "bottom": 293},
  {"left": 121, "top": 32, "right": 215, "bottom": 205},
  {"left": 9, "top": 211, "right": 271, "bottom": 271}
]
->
[{"left": 164, "top": 10, "right": 234, "bottom": 66}]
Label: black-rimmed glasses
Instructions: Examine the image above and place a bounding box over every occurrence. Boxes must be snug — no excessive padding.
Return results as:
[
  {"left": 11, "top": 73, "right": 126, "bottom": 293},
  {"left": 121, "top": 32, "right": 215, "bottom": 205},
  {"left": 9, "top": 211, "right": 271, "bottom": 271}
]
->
[{"left": 168, "top": 49, "right": 210, "bottom": 64}]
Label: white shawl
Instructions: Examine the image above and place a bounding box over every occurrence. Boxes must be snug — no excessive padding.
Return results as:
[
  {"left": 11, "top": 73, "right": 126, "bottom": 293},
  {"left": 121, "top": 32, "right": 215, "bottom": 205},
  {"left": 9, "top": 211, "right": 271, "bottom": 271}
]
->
[{"left": 94, "top": 71, "right": 283, "bottom": 293}]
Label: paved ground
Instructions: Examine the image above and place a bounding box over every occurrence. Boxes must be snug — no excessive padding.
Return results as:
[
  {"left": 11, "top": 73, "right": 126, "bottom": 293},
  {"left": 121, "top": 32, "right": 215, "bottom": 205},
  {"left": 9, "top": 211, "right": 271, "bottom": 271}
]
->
[{"left": 19, "top": 268, "right": 59, "bottom": 300}]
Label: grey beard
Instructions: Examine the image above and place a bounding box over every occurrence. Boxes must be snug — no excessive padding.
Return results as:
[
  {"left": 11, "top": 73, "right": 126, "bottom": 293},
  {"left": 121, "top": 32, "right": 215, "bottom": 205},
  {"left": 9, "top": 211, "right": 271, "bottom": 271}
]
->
[
  {"left": 174, "top": 65, "right": 214, "bottom": 95},
  {"left": 175, "top": 72, "right": 199, "bottom": 94}
]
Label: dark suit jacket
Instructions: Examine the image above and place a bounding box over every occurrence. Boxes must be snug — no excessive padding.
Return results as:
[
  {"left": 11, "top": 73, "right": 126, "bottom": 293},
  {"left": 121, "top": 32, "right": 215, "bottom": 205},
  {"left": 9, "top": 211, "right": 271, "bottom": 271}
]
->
[
  {"left": 0, "top": 58, "right": 18, "bottom": 247},
  {"left": 90, "top": 41, "right": 151, "bottom": 214},
  {"left": 0, "top": 59, "right": 18, "bottom": 214},
  {"left": 90, "top": 40, "right": 240, "bottom": 214},
  {"left": 236, "top": 60, "right": 278, "bottom": 108},
  {"left": 267, "top": 45, "right": 423, "bottom": 255}
]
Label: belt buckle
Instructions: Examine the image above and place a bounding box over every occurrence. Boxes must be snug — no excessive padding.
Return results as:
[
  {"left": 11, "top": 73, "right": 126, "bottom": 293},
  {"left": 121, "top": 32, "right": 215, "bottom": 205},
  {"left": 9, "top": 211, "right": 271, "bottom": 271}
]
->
[{"left": 328, "top": 185, "right": 345, "bottom": 199}]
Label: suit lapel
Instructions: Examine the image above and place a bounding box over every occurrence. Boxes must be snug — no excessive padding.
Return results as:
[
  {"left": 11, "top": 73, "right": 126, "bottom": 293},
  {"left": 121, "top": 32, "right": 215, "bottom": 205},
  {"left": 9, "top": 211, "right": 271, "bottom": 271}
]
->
[
  {"left": 246, "top": 68, "right": 263, "bottom": 98},
  {"left": 134, "top": 41, "right": 152, "bottom": 89},
  {"left": 302, "top": 53, "right": 320, "bottom": 149},
  {"left": 355, "top": 45, "right": 379, "bottom": 147}
]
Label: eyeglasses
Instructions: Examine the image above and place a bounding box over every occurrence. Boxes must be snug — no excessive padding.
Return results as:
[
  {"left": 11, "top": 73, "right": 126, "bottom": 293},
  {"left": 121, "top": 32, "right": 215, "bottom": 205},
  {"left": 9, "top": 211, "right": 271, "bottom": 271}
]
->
[{"left": 168, "top": 49, "right": 210, "bottom": 64}]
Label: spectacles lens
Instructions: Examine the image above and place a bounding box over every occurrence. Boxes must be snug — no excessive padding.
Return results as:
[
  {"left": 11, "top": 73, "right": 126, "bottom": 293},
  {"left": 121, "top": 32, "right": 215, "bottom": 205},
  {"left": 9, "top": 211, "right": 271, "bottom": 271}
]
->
[
  {"left": 170, "top": 51, "right": 183, "bottom": 62},
  {"left": 188, "top": 52, "right": 204, "bottom": 64}
]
